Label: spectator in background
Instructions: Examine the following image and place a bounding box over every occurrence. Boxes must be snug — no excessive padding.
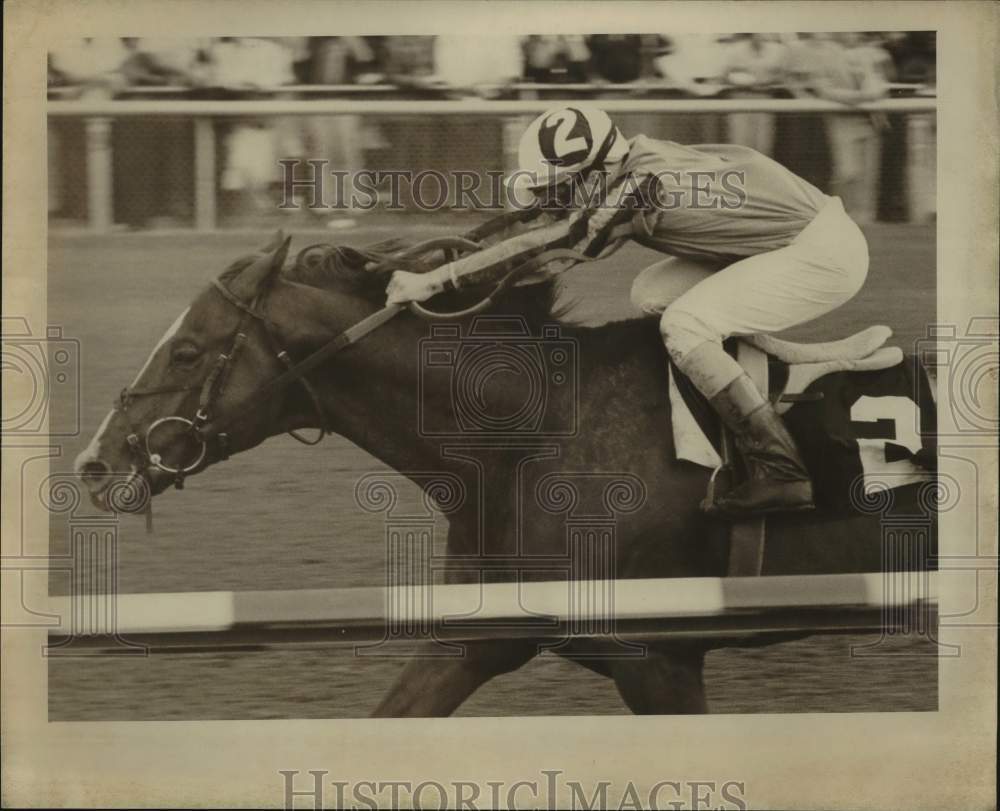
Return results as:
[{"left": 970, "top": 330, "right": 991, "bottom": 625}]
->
[
  {"left": 49, "top": 37, "right": 128, "bottom": 98},
  {"left": 719, "top": 33, "right": 788, "bottom": 154},
  {"left": 584, "top": 35, "right": 662, "bottom": 140},
  {"left": 309, "top": 36, "right": 378, "bottom": 85},
  {"left": 770, "top": 33, "right": 834, "bottom": 194},
  {"left": 647, "top": 34, "right": 730, "bottom": 144},
  {"left": 113, "top": 39, "right": 212, "bottom": 228},
  {"left": 522, "top": 36, "right": 589, "bottom": 84},
  {"left": 585, "top": 35, "right": 643, "bottom": 84},
  {"left": 121, "top": 37, "right": 211, "bottom": 87},
  {"left": 275, "top": 37, "right": 312, "bottom": 85},
  {"left": 205, "top": 38, "right": 298, "bottom": 221},
  {"left": 434, "top": 35, "right": 522, "bottom": 96},
  {"left": 880, "top": 32, "right": 935, "bottom": 222},
  {"left": 206, "top": 36, "right": 297, "bottom": 91},
  {"left": 367, "top": 37, "right": 447, "bottom": 212},
  {"left": 639, "top": 35, "right": 671, "bottom": 80},
  {"left": 883, "top": 31, "right": 935, "bottom": 86},
  {"left": 429, "top": 36, "right": 523, "bottom": 214},
  {"left": 786, "top": 32, "right": 892, "bottom": 224},
  {"left": 301, "top": 37, "right": 380, "bottom": 229},
  {"left": 48, "top": 39, "right": 129, "bottom": 224},
  {"left": 653, "top": 34, "right": 728, "bottom": 96},
  {"left": 380, "top": 36, "right": 443, "bottom": 93}
]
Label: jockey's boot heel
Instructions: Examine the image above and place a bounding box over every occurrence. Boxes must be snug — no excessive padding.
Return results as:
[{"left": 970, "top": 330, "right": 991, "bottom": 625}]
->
[{"left": 706, "top": 374, "right": 815, "bottom": 518}]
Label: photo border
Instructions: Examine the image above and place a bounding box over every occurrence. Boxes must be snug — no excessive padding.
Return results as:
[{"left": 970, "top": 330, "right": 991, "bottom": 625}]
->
[{"left": 3, "top": 1, "right": 997, "bottom": 808}]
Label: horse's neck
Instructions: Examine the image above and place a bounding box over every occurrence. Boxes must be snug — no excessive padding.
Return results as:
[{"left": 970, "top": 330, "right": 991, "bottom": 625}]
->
[
  {"left": 286, "top": 315, "right": 443, "bottom": 471},
  {"left": 282, "top": 311, "right": 674, "bottom": 486}
]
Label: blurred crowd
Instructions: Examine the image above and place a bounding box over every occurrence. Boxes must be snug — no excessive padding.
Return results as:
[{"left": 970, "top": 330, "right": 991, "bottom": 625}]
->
[
  {"left": 48, "top": 34, "right": 936, "bottom": 230},
  {"left": 48, "top": 33, "right": 935, "bottom": 97}
]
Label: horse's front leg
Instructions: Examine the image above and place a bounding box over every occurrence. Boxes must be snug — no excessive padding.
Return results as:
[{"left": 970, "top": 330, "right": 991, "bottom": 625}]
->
[
  {"left": 610, "top": 646, "right": 708, "bottom": 714},
  {"left": 371, "top": 640, "right": 538, "bottom": 717}
]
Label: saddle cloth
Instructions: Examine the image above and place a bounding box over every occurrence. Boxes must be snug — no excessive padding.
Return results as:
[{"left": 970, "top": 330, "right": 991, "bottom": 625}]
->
[{"left": 670, "top": 327, "right": 938, "bottom": 512}]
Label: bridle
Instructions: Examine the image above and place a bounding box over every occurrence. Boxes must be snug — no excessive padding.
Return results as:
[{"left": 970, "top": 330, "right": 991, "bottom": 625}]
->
[
  {"left": 115, "top": 277, "right": 331, "bottom": 492},
  {"left": 111, "top": 215, "right": 595, "bottom": 505}
]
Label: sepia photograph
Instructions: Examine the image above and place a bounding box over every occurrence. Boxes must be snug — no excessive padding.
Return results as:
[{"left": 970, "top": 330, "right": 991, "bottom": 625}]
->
[{"left": 3, "top": 1, "right": 997, "bottom": 809}]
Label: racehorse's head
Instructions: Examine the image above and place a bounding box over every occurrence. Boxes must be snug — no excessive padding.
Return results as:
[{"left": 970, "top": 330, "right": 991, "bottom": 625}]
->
[
  {"left": 74, "top": 232, "right": 311, "bottom": 511},
  {"left": 75, "top": 227, "right": 561, "bottom": 514}
]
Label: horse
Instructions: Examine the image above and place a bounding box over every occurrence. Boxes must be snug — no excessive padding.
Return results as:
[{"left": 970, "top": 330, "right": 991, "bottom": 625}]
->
[{"left": 74, "top": 231, "right": 936, "bottom": 716}]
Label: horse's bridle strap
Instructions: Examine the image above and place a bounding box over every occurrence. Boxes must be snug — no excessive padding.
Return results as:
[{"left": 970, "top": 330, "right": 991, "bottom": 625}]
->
[
  {"left": 210, "top": 279, "right": 272, "bottom": 325},
  {"left": 201, "top": 302, "right": 405, "bottom": 439}
]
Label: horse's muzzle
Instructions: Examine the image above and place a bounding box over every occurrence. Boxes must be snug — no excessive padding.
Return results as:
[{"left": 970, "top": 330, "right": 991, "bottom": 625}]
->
[
  {"left": 79, "top": 465, "right": 153, "bottom": 514},
  {"left": 104, "top": 472, "right": 154, "bottom": 514},
  {"left": 79, "top": 459, "right": 112, "bottom": 490}
]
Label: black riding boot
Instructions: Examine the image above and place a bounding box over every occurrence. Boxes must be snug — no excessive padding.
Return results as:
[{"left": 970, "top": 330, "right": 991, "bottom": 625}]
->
[{"left": 706, "top": 374, "right": 814, "bottom": 517}]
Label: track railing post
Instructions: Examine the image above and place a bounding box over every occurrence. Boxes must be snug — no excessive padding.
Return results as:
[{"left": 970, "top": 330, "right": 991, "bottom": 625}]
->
[
  {"left": 84, "top": 116, "right": 113, "bottom": 233},
  {"left": 194, "top": 117, "right": 216, "bottom": 231}
]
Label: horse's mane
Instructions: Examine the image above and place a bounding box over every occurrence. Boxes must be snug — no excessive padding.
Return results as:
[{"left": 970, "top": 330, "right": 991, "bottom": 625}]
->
[
  {"left": 217, "top": 237, "right": 653, "bottom": 346},
  {"left": 280, "top": 237, "right": 567, "bottom": 326}
]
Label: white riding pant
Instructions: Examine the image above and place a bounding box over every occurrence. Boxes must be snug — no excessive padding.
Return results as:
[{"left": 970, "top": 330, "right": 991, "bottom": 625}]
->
[{"left": 632, "top": 196, "right": 869, "bottom": 395}]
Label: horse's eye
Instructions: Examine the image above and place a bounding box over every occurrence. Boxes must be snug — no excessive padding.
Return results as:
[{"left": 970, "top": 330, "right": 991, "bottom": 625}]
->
[{"left": 171, "top": 343, "right": 202, "bottom": 365}]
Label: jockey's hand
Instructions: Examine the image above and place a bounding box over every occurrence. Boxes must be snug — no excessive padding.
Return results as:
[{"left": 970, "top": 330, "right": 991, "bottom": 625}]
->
[{"left": 386, "top": 270, "right": 438, "bottom": 307}]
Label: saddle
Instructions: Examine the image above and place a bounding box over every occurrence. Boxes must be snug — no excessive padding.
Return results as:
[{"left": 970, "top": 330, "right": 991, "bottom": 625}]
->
[{"left": 669, "top": 326, "right": 937, "bottom": 576}]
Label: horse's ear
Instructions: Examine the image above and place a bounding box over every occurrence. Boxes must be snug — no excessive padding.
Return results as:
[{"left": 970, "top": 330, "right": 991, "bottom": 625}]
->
[
  {"left": 269, "top": 234, "right": 292, "bottom": 274},
  {"left": 259, "top": 229, "right": 287, "bottom": 254},
  {"left": 229, "top": 234, "right": 292, "bottom": 301}
]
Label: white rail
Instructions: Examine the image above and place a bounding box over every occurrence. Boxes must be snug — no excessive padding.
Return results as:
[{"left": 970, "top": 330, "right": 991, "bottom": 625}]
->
[
  {"left": 48, "top": 97, "right": 936, "bottom": 117},
  {"left": 46, "top": 572, "right": 938, "bottom": 653},
  {"left": 47, "top": 96, "right": 937, "bottom": 234},
  {"left": 47, "top": 81, "right": 934, "bottom": 98}
]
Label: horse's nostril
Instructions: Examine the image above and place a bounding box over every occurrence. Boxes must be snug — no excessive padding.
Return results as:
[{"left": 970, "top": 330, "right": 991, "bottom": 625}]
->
[{"left": 80, "top": 460, "right": 112, "bottom": 484}]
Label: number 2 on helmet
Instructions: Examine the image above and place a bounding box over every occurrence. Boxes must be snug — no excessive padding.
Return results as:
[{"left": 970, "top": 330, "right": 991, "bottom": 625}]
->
[{"left": 540, "top": 109, "right": 591, "bottom": 164}]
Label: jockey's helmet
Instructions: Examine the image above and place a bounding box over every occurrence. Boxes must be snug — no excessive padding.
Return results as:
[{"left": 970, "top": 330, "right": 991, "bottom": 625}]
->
[{"left": 508, "top": 105, "right": 629, "bottom": 204}]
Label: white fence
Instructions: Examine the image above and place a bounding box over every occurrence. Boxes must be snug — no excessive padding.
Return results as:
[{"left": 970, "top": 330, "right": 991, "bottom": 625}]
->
[
  {"left": 46, "top": 572, "right": 938, "bottom": 653},
  {"left": 47, "top": 96, "right": 937, "bottom": 234},
  {"left": 47, "top": 81, "right": 932, "bottom": 99}
]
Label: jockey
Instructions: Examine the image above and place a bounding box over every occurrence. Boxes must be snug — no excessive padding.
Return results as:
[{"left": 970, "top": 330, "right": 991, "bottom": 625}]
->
[{"left": 386, "top": 104, "right": 870, "bottom": 518}]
